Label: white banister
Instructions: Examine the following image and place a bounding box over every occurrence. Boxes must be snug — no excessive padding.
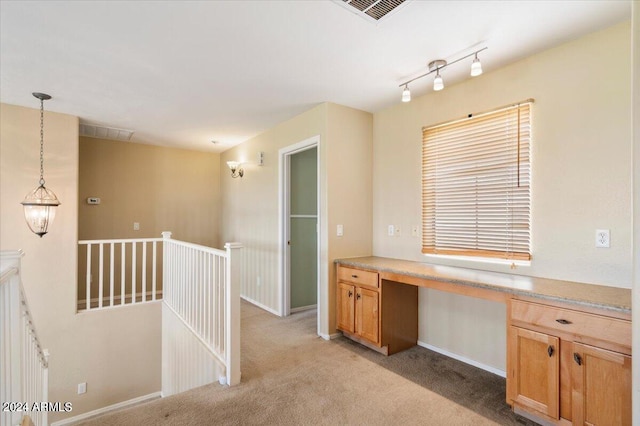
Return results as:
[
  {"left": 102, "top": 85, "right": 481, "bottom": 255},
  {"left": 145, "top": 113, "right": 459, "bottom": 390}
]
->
[
  {"left": 1, "top": 250, "right": 49, "bottom": 426},
  {"left": 78, "top": 237, "right": 163, "bottom": 311},
  {"left": 161, "top": 231, "right": 243, "bottom": 393},
  {"left": 78, "top": 232, "right": 243, "bottom": 396},
  {"left": 224, "top": 242, "right": 242, "bottom": 386}
]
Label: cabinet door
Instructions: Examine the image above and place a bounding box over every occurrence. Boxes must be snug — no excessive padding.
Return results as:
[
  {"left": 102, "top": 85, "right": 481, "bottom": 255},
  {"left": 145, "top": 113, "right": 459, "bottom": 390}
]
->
[
  {"left": 572, "top": 343, "right": 631, "bottom": 425},
  {"left": 507, "top": 326, "right": 559, "bottom": 419},
  {"left": 337, "top": 282, "right": 355, "bottom": 333},
  {"left": 355, "top": 287, "right": 379, "bottom": 344}
]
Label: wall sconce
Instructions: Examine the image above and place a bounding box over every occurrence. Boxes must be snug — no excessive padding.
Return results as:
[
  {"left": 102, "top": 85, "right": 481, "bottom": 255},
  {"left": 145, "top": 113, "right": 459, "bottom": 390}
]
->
[
  {"left": 21, "top": 92, "right": 61, "bottom": 237},
  {"left": 399, "top": 47, "right": 487, "bottom": 101},
  {"left": 227, "top": 161, "right": 244, "bottom": 178}
]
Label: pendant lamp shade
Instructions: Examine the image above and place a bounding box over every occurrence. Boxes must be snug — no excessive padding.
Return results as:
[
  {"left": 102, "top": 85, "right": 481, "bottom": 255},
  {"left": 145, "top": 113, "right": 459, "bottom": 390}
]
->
[
  {"left": 21, "top": 185, "right": 61, "bottom": 237},
  {"left": 21, "top": 92, "right": 61, "bottom": 238}
]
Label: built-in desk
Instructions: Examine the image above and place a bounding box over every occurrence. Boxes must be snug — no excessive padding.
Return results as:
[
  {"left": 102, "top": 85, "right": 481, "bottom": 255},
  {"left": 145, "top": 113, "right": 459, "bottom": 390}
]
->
[{"left": 334, "top": 256, "right": 632, "bottom": 425}]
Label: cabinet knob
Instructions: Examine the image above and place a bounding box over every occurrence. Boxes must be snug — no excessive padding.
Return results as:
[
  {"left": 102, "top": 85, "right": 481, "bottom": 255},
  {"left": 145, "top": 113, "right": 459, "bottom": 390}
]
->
[
  {"left": 547, "top": 345, "right": 554, "bottom": 357},
  {"left": 356, "top": 293, "right": 361, "bottom": 300},
  {"left": 556, "top": 319, "right": 572, "bottom": 325},
  {"left": 351, "top": 274, "right": 358, "bottom": 278},
  {"left": 348, "top": 291, "right": 353, "bottom": 297},
  {"left": 573, "top": 353, "right": 582, "bottom": 366}
]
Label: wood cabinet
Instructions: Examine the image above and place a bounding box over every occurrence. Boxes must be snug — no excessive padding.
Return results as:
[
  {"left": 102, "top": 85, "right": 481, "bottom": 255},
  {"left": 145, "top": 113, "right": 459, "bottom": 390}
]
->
[
  {"left": 508, "top": 326, "right": 559, "bottom": 418},
  {"left": 336, "top": 265, "right": 417, "bottom": 355},
  {"left": 507, "top": 298, "right": 631, "bottom": 425},
  {"left": 571, "top": 343, "right": 631, "bottom": 425},
  {"left": 336, "top": 266, "right": 381, "bottom": 346}
]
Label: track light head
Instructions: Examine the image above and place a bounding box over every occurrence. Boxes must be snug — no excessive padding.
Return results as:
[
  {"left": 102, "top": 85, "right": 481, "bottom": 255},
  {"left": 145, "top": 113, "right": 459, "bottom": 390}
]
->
[
  {"left": 471, "top": 54, "right": 483, "bottom": 77},
  {"left": 401, "top": 85, "right": 411, "bottom": 102},
  {"left": 433, "top": 71, "right": 444, "bottom": 91}
]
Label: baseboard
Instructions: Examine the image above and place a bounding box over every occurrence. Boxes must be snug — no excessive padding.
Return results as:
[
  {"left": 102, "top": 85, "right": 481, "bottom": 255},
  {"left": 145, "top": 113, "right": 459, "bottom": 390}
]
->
[
  {"left": 290, "top": 304, "right": 317, "bottom": 313},
  {"left": 50, "top": 392, "right": 161, "bottom": 426},
  {"left": 417, "top": 341, "right": 506, "bottom": 378},
  {"left": 319, "top": 332, "right": 342, "bottom": 341},
  {"left": 240, "top": 295, "right": 280, "bottom": 316}
]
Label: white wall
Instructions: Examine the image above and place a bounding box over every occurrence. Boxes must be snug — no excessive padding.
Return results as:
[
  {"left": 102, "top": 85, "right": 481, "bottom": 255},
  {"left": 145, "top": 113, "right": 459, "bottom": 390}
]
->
[
  {"left": 221, "top": 102, "right": 373, "bottom": 336},
  {"left": 373, "top": 22, "right": 632, "bottom": 372},
  {"left": 221, "top": 104, "right": 327, "bottom": 316},
  {"left": 0, "top": 103, "right": 161, "bottom": 423},
  {"left": 161, "top": 303, "right": 224, "bottom": 397}
]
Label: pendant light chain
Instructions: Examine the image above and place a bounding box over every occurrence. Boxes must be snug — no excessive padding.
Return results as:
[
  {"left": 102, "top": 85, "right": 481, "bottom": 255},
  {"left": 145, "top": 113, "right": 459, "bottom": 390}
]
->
[{"left": 39, "top": 97, "right": 45, "bottom": 186}]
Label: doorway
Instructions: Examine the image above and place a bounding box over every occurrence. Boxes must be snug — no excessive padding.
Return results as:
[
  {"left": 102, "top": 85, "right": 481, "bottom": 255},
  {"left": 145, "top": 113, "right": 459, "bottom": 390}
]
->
[{"left": 279, "top": 136, "right": 319, "bottom": 319}]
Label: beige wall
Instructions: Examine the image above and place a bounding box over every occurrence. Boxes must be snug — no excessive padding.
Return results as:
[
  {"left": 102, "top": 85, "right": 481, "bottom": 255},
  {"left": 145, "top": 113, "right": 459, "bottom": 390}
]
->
[
  {"left": 78, "top": 137, "right": 221, "bottom": 303},
  {"left": 0, "top": 103, "right": 161, "bottom": 422},
  {"left": 373, "top": 21, "right": 632, "bottom": 372},
  {"left": 221, "top": 102, "right": 373, "bottom": 336},
  {"left": 79, "top": 137, "right": 221, "bottom": 246},
  {"left": 632, "top": 1, "right": 639, "bottom": 420}
]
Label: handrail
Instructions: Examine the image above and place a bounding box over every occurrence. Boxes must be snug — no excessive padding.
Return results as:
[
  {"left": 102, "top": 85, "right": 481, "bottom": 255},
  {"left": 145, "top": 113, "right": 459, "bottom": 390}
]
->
[
  {"left": 1, "top": 265, "right": 19, "bottom": 285},
  {"left": 79, "top": 237, "right": 163, "bottom": 245},
  {"left": 1, "top": 250, "right": 49, "bottom": 426},
  {"left": 162, "top": 238, "right": 227, "bottom": 256},
  {"left": 161, "top": 232, "right": 242, "bottom": 391}
]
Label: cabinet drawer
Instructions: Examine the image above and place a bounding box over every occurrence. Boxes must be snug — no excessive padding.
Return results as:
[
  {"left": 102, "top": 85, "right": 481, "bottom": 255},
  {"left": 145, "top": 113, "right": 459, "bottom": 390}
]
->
[
  {"left": 338, "top": 266, "right": 379, "bottom": 289},
  {"left": 510, "top": 299, "right": 631, "bottom": 349}
]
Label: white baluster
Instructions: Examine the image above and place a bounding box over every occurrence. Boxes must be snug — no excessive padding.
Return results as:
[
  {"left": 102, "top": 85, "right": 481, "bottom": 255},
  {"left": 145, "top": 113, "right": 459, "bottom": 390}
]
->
[{"left": 98, "top": 243, "right": 104, "bottom": 309}]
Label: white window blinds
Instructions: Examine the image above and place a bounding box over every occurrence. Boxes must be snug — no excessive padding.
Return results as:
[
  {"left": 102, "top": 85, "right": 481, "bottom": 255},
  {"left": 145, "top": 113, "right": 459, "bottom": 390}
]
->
[{"left": 422, "top": 101, "right": 532, "bottom": 260}]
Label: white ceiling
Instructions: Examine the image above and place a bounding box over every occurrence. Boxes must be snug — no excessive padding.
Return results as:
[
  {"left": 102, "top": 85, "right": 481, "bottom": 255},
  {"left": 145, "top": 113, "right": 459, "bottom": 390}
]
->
[{"left": 0, "top": 1, "right": 631, "bottom": 153}]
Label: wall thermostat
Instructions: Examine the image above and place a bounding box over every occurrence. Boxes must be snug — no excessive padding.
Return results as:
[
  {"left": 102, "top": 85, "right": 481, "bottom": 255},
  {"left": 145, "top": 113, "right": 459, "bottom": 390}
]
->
[{"left": 87, "top": 197, "right": 101, "bottom": 205}]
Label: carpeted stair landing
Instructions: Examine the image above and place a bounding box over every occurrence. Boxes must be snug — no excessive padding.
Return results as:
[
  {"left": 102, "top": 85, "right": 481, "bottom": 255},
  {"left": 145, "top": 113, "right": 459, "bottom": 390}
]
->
[{"left": 79, "top": 301, "right": 536, "bottom": 425}]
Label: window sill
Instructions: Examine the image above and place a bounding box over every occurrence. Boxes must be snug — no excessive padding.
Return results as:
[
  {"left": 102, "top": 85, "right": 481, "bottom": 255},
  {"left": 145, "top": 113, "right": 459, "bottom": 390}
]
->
[{"left": 422, "top": 253, "right": 531, "bottom": 268}]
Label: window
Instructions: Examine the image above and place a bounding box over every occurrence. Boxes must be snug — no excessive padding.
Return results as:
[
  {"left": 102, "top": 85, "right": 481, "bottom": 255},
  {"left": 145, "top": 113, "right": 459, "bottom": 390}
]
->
[{"left": 422, "top": 101, "right": 532, "bottom": 261}]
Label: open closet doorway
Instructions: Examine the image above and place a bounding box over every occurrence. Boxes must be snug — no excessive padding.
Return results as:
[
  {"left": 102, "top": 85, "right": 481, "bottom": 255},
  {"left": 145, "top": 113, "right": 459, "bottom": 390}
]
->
[{"left": 279, "top": 136, "right": 319, "bottom": 320}]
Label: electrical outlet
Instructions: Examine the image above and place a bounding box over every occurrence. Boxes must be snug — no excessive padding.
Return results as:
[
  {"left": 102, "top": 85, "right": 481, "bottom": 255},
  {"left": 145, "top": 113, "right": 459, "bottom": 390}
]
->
[
  {"left": 595, "top": 229, "right": 610, "bottom": 248},
  {"left": 388, "top": 225, "right": 395, "bottom": 236},
  {"left": 78, "top": 382, "right": 87, "bottom": 394},
  {"left": 133, "top": 222, "right": 140, "bottom": 231},
  {"left": 337, "top": 224, "right": 343, "bottom": 237}
]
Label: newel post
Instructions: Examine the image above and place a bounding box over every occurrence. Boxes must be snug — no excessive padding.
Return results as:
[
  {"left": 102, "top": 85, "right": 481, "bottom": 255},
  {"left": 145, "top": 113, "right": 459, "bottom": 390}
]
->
[
  {"left": 161, "top": 232, "right": 172, "bottom": 301},
  {"left": 224, "top": 242, "right": 243, "bottom": 386}
]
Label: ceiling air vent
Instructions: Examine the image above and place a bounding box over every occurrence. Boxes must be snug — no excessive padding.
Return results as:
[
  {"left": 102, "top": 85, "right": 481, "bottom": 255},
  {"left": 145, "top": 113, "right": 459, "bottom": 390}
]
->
[
  {"left": 80, "top": 122, "right": 134, "bottom": 142},
  {"left": 337, "top": 0, "right": 408, "bottom": 22}
]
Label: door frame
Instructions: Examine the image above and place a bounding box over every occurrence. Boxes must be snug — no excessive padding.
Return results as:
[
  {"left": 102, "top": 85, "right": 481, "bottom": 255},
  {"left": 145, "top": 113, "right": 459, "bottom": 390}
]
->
[{"left": 278, "top": 135, "right": 320, "bottom": 320}]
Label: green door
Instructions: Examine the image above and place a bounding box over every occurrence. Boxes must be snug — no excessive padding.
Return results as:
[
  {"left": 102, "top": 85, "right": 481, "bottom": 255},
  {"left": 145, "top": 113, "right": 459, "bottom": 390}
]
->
[{"left": 289, "top": 147, "right": 317, "bottom": 310}]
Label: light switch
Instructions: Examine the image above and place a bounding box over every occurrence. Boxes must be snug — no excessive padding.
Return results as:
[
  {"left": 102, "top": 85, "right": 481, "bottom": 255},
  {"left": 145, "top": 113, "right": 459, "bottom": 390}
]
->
[{"left": 337, "top": 224, "right": 344, "bottom": 237}]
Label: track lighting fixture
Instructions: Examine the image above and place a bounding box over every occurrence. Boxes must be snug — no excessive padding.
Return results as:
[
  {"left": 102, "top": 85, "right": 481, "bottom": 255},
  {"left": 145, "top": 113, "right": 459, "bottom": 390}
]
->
[
  {"left": 399, "top": 47, "right": 487, "bottom": 102},
  {"left": 401, "top": 85, "right": 411, "bottom": 102}
]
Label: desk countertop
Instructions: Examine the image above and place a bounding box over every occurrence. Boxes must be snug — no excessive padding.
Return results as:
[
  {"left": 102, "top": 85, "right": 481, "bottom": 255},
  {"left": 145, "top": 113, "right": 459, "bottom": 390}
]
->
[{"left": 335, "top": 256, "right": 631, "bottom": 315}]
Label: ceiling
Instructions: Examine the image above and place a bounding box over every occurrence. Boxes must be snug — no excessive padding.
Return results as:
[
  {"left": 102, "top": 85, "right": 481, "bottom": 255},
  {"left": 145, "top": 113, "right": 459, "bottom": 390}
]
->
[{"left": 0, "top": 1, "right": 631, "bottom": 153}]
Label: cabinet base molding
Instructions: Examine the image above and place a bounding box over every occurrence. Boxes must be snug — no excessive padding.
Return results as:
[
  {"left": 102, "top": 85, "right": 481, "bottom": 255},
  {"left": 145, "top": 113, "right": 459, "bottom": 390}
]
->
[
  {"left": 513, "top": 404, "right": 571, "bottom": 426},
  {"left": 340, "top": 330, "right": 389, "bottom": 355}
]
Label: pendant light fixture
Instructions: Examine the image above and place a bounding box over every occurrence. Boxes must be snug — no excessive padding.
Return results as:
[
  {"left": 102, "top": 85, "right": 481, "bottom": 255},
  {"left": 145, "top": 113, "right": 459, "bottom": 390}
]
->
[
  {"left": 399, "top": 47, "right": 487, "bottom": 101},
  {"left": 21, "top": 92, "right": 61, "bottom": 238}
]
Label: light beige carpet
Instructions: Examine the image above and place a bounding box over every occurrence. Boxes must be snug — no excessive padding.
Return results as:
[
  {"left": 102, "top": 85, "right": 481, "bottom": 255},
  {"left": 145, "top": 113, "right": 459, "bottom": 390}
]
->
[{"left": 79, "top": 301, "right": 535, "bottom": 425}]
